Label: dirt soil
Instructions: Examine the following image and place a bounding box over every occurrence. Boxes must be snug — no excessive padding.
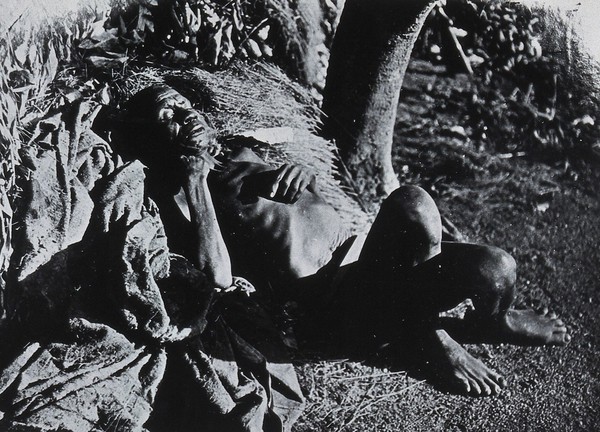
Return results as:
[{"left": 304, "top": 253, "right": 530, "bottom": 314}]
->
[{"left": 293, "top": 60, "right": 600, "bottom": 432}]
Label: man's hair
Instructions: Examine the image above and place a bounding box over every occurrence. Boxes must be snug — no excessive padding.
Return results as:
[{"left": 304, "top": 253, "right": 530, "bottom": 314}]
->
[{"left": 123, "top": 84, "right": 171, "bottom": 120}]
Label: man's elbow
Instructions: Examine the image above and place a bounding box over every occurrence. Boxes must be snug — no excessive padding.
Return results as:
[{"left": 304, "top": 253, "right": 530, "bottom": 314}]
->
[
  {"left": 211, "top": 272, "right": 233, "bottom": 290},
  {"left": 206, "top": 260, "right": 233, "bottom": 290},
  {"left": 195, "top": 248, "right": 233, "bottom": 289}
]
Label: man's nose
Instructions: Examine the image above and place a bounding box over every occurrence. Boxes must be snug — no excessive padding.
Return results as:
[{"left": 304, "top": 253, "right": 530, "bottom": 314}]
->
[{"left": 177, "top": 108, "right": 201, "bottom": 125}]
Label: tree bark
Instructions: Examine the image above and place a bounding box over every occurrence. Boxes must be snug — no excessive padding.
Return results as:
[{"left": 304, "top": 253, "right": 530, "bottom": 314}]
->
[{"left": 322, "top": 0, "right": 436, "bottom": 208}]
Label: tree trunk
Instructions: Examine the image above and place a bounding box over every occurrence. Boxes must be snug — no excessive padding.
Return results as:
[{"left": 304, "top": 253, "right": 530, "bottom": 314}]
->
[{"left": 322, "top": 0, "right": 436, "bottom": 208}]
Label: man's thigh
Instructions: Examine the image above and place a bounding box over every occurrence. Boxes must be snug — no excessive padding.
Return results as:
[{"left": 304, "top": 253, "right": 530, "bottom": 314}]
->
[{"left": 348, "top": 242, "right": 500, "bottom": 313}]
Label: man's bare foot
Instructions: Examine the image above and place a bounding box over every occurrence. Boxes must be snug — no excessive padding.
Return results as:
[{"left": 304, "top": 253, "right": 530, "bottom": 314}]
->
[
  {"left": 496, "top": 308, "right": 571, "bottom": 346},
  {"left": 424, "top": 330, "right": 506, "bottom": 396}
]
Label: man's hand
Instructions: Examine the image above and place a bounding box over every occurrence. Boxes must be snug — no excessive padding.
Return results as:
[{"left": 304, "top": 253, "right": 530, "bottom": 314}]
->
[
  {"left": 267, "top": 164, "right": 316, "bottom": 203},
  {"left": 180, "top": 154, "right": 212, "bottom": 180}
]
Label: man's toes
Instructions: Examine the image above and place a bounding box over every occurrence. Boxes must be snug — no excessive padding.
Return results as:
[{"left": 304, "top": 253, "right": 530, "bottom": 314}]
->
[
  {"left": 557, "top": 332, "right": 571, "bottom": 345},
  {"left": 497, "top": 374, "right": 508, "bottom": 388},
  {"left": 468, "top": 378, "right": 482, "bottom": 396},
  {"left": 550, "top": 330, "right": 570, "bottom": 345},
  {"left": 553, "top": 323, "right": 567, "bottom": 333},
  {"left": 455, "top": 375, "right": 471, "bottom": 394},
  {"left": 485, "top": 370, "right": 505, "bottom": 392},
  {"left": 488, "top": 370, "right": 507, "bottom": 393},
  {"left": 485, "top": 377, "right": 502, "bottom": 395},
  {"left": 478, "top": 380, "right": 492, "bottom": 396},
  {"left": 487, "top": 368, "right": 504, "bottom": 385}
]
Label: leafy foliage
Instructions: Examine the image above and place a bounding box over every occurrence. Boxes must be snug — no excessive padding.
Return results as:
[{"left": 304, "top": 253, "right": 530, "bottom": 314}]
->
[
  {"left": 416, "top": 0, "right": 543, "bottom": 75},
  {"left": 79, "top": 0, "right": 275, "bottom": 68},
  {"left": 415, "top": 0, "right": 600, "bottom": 159},
  {"left": 0, "top": 10, "right": 73, "bottom": 294},
  {"left": 76, "top": 0, "right": 325, "bottom": 81}
]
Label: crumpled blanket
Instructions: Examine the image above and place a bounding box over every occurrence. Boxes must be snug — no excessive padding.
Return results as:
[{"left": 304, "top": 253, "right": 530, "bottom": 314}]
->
[{"left": 0, "top": 101, "right": 304, "bottom": 432}]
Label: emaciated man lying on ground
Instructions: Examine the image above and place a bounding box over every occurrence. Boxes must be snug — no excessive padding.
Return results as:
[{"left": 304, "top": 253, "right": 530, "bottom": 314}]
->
[{"left": 111, "top": 84, "right": 570, "bottom": 398}]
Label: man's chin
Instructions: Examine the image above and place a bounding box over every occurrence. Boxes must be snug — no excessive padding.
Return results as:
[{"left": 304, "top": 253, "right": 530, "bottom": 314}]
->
[{"left": 178, "top": 138, "right": 221, "bottom": 157}]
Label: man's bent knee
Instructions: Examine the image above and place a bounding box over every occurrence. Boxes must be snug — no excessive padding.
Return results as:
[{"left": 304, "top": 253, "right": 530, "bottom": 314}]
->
[
  {"left": 385, "top": 186, "right": 442, "bottom": 238},
  {"left": 360, "top": 186, "right": 444, "bottom": 271},
  {"left": 381, "top": 185, "right": 443, "bottom": 263},
  {"left": 476, "top": 246, "right": 517, "bottom": 304},
  {"left": 385, "top": 185, "right": 439, "bottom": 217},
  {"left": 483, "top": 246, "right": 516, "bottom": 284}
]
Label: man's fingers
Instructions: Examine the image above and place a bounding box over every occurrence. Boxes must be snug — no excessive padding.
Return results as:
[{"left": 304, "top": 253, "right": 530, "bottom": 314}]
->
[
  {"left": 275, "top": 166, "right": 297, "bottom": 201},
  {"left": 270, "top": 166, "right": 287, "bottom": 198},
  {"left": 180, "top": 154, "right": 212, "bottom": 178},
  {"left": 268, "top": 165, "right": 316, "bottom": 203},
  {"left": 291, "top": 178, "right": 310, "bottom": 203},
  {"left": 285, "top": 174, "right": 304, "bottom": 202},
  {"left": 307, "top": 175, "right": 317, "bottom": 193}
]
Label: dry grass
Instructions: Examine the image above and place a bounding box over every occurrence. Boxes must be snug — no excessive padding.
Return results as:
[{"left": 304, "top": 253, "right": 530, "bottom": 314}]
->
[
  {"left": 295, "top": 360, "right": 425, "bottom": 432},
  {"left": 118, "top": 63, "right": 321, "bottom": 134}
]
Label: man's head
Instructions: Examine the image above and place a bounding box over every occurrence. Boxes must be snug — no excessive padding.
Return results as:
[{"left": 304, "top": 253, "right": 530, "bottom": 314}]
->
[{"left": 112, "top": 85, "right": 220, "bottom": 169}]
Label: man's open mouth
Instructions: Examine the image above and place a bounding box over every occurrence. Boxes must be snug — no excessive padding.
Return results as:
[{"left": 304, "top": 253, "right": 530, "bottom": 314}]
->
[{"left": 178, "top": 123, "right": 220, "bottom": 156}]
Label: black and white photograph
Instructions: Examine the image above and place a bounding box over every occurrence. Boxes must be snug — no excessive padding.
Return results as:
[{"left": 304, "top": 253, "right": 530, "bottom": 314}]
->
[{"left": 0, "top": 0, "right": 598, "bottom": 430}]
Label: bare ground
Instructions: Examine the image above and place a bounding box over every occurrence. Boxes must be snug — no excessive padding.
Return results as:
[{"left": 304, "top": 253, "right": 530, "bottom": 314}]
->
[{"left": 293, "top": 60, "right": 600, "bottom": 431}]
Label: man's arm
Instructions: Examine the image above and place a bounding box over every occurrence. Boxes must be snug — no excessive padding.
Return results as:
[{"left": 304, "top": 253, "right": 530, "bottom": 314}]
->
[
  {"left": 180, "top": 155, "right": 233, "bottom": 289},
  {"left": 228, "top": 147, "right": 317, "bottom": 204},
  {"left": 225, "top": 147, "right": 317, "bottom": 204}
]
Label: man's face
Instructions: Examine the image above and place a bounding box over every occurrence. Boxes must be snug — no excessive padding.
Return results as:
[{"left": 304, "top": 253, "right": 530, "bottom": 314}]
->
[{"left": 144, "top": 86, "right": 219, "bottom": 156}]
